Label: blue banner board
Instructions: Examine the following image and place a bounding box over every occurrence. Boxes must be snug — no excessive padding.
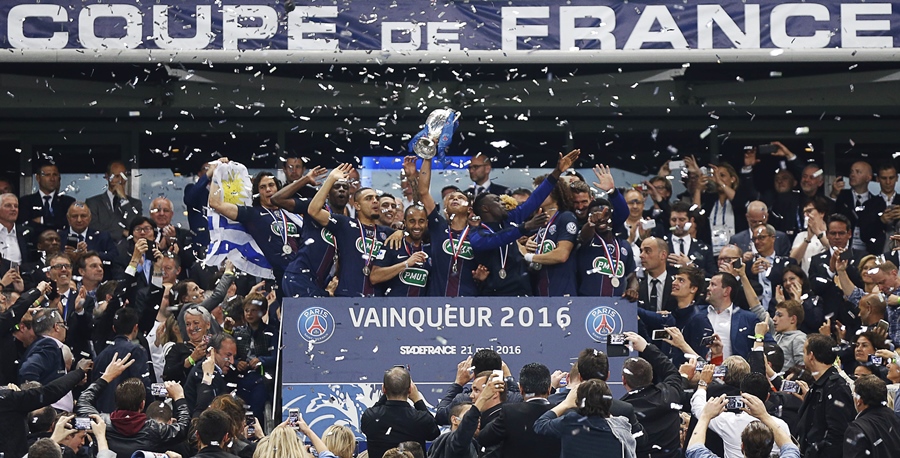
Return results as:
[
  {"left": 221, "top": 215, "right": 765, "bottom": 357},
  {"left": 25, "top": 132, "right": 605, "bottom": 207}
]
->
[
  {"left": 0, "top": 1, "right": 897, "bottom": 63},
  {"left": 280, "top": 296, "right": 638, "bottom": 439}
]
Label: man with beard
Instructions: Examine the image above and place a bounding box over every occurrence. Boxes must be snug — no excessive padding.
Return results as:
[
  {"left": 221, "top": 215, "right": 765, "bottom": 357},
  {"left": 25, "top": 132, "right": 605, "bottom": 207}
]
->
[
  {"left": 402, "top": 156, "right": 481, "bottom": 297},
  {"left": 470, "top": 149, "right": 581, "bottom": 296},
  {"left": 377, "top": 193, "right": 399, "bottom": 227},
  {"left": 371, "top": 206, "right": 431, "bottom": 296},
  {"left": 272, "top": 166, "right": 348, "bottom": 298},
  {"left": 576, "top": 198, "right": 635, "bottom": 297},
  {"left": 307, "top": 164, "right": 394, "bottom": 297}
]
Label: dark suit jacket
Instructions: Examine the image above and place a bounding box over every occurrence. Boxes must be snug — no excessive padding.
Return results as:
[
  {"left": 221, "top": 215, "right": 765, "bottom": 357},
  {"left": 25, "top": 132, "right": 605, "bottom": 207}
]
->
[
  {"left": 729, "top": 229, "right": 792, "bottom": 257},
  {"left": 17, "top": 192, "right": 75, "bottom": 232},
  {"left": 746, "top": 254, "right": 796, "bottom": 314},
  {"left": 466, "top": 182, "right": 509, "bottom": 197},
  {"left": 19, "top": 336, "right": 66, "bottom": 385},
  {"left": 667, "top": 237, "right": 716, "bottom": 276},
  {"left": 637, "top": 270, "right": 678, "bottom": 313},
  {"left": 477, "top": 399, "right": 561, "bottom": 458},
  {"left": 860, "top": 194, "right": 900, "bottom": 255},
  {"left": 57, "top": 229, "right": 118, "bottom": 263},
  {"left": 620, "top": 343, "right": 684, "bottom": 458},
  {"left": 85, "top": 192, "right": 143, "bottom": 241},
  {"left": 90, "top": 335, "right": 152, "bottom": 413},
  {"left": 682, "top": 305, "right": 771, "bottom": 359},
  {"left": 548, "top": 391, "right": 647, "bottom": 456},
  {"left": 808, "top": 247, "right": 864, "bottom": 332},
  {"left": 360, "top": 397, "right": 440, "bottom": 458},
  {"left": 833, "top": 189, "right": 873, "bottom": 232}
]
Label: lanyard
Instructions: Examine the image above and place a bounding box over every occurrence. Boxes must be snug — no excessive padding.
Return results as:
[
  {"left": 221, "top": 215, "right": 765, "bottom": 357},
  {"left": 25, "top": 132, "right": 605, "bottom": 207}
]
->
[
  {"left": 595, "top": 234, "right": 621, "bottom": 277},
  {"left": 449, "top": 225, "right": 470, "bottom": 265},
  {"left": 536, "top": 211, "right": 560, "bottom": 254},
  {"left": 263, "top": 207, "right": 289, "bottom": 246},
  {"left": 357, "top": 219, "right": 378, "bottom": 268},
  {"left": 403, "top": 239, "right": 421, "bottom": 257},
  {"left": 712, "top": 200, "right": 728, "bottom": 226},
  {"left": 480, "top": 223, "right": 508, "bottom": 270}
]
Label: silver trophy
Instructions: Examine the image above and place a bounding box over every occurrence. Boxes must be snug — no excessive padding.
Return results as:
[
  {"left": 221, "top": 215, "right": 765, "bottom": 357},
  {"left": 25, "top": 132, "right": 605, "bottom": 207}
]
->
[{"left": 413, "top": 108, "right": 460, "bottom": 159}]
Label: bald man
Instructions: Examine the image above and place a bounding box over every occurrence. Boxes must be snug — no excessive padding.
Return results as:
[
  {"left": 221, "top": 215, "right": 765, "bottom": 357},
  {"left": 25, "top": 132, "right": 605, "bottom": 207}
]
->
[
  {"left": 729, "top": 201, "right": 791, "bottom": 256},
  {"left": 831, "top": 160, "right": 874, "bottom": 252},
  {"left": 148, "top": 197, "right": 194, "bottom": 272}
]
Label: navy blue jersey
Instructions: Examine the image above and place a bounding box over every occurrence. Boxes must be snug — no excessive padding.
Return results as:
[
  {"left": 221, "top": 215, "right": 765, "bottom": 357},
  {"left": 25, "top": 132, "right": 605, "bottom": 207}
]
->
[
  {"left": 235, "top": 205, "right": 302, "bottom": 280},
  {"left": 373, "top": 240, "right": 432, "bottom": 297},
  {"left": 425, "top": 207, "right": 479, "bottom": 297},
  {"left": 576, "top": 233, "right": 635, "bottom": 296},
  {"left": 327, "top": 214, "right": 392, "bottom": 297},
  {"left": 284, "top": 197, "right": 336, "bottom": 289},
  {"left": 531, "top": 211, "right": 579, "bottom": 296}
]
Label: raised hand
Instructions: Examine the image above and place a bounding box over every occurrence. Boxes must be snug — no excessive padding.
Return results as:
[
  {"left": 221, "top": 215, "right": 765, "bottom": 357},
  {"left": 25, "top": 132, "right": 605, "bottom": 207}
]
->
[
  {"left": 100, "top": 352, "right": 134, "bottom": 382},
  {"left": 555, "top": 149, "right": 581, "bottom": 174},
  {"left": 592, "top": 164, "right": 615, "bottom": 192},
  {"left": 523, "top": 209, "right": 549, "bottom": 231},
  {"left": 304, "top": 166, "right": 328, "bottom": 186}
]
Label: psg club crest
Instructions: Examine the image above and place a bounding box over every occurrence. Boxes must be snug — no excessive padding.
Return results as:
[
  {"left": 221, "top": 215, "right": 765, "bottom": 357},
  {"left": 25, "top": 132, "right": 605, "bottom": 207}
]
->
[
  {"left": 297, "top": 307, "right": 335, "bottom": 344},
  {"left": 585, "top": 306, "right": 622, "bottom": 342}
]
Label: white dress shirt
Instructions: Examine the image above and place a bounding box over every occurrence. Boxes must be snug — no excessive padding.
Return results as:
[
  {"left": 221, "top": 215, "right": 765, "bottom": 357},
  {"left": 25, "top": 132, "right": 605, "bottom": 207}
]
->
[
  {"left": 647, "top": 271, "right": 668, "bottom": 311},
  {"left": 691, "top": 388, "right": 792, "bottom": 458},
  {"left": 0, "top": 224, "right": 22, "bottom": 263},
  {"left": 707, "top": 303, "right": 735, "bottom": 359}
]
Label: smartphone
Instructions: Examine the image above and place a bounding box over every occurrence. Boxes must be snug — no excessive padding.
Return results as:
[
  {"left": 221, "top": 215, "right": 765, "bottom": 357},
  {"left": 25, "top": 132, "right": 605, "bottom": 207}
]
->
[
  {"left": 725, "top": 396, "right": 745, "bottom": 412},
  {"left": 559, "top": 373, "right": 568, "bottom": 387},
  {"left": 288, "top": 408, "right": 300, "bottom": 428},
  {"left": 780, "top": 380, "right": 800, "bottom": 393},
  {"left": 868, "top": 355, "right": 884, "bottom": 366},
  {"left": 640, "top": 219, "right": 657, "bottom": 231},
  {"left": 700, "top": 335, "right": 715, "bottom": 347},
  {"left": 145, "top": 240, "right": 157, "bottom": 252},
  {"left": 731, "top": 258, "right": 742, "bottom": 269},
  {"left": 756, "top": 144, "right": 778, "bottom": 155},
  {"left": 695, "top": 360, "right": 706, "bottom": 372},
  {"left": 608, "top": 333, "right": 626, "bottom": 346},
  {"left": 245, "top": 412, "right": 255, "bottom": 427},
  {"left": 73, "top": 417, "right": 92, "bottom": 430},
  {"left": 876, "top": 320, "right": 890, "bottom": 334},
  {"left": 393, "top": 364, "right": 410, "bottom": 372},
  {"left": 839, "top": 249, "right": 852, "bottom": 261},
  {"left": 151, "top": 383, "right": 166, "bottom": 398},
  {"left": 669, "top": 160, "right": 685, "bottom": 170},
  {"left": 713, "top": 365, "right": 727, "bottom": 378},
  {"left": 46, "top": 280, "right": 59, "bottom": 301},
  {"left": 202, "top": 334, "right": 211, "bottom": 345},
  {"left": 651, "top": 329, "right": 670, "bottom": 340},
  {"left": 606, "top": 333, "right": 630, "bottom": 357},
  {"left": 66, "top": 235, "right": 79, "bottom": 248}
]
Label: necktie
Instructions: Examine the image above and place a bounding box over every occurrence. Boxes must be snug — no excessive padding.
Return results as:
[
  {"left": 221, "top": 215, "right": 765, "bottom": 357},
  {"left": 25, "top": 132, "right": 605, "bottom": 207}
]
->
[
  {"left": 678, "top": 238, "right": 685, "bottom": 256},
  {"left": 113, "top": 197, "right": 121, "bottom": 215},
  {"left": 855, "top": 197, "right": 862, "bottom": 211},
  {"left": 42, "top": 195, "right": 53, "bottom": 220},
  {"left": 650, "top": 279, "right": 660, "bottom": 311},
  {"left": 76, "top": 233, "right": 84, "bottom": 243},
  {"left": 475, "top": 186, "right": 484, "bottom": 196}
]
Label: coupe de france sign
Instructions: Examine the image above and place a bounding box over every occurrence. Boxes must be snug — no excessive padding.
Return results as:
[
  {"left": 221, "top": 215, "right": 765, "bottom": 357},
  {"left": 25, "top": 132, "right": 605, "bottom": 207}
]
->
[{"left": 1, "top": 0, "right": 898, "bottom": 63}]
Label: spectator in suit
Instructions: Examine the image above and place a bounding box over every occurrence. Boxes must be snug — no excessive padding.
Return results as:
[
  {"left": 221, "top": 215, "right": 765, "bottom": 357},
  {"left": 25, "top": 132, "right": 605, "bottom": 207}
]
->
[
  {"left": 466, "top": 155, "right": 508, "bottom": 198},
  {"left": 149, "top": 196, "right": 193, "bottom": 273},
  {"left": 0, "top": 177, "right": 13, "bottom": 195},
  {"left": 0, "top": 193, "right": 32, "bottom": 268},
  {"left": 860, "top": 163, "right": 900, "bottom": 255},
  {"left": 746, "top": 224, "right": 796, "bottom": 314},
  {"left": 796, "top": 334, "right": 856, "bottom": 458},
  {"left": 844, "top": 375, "right": 900, "bottom": 458},
  {"left": 869, "top": 261, "right": 900, "bottom": 345},
  {"left": 360, "top": 366, "right": 439, "bottom": 458},
  {"left": 18, "top": 308, "right": 85, "bottom": 412},
  {"left": 628, "top": 237, "right": 677, "bottom": 313},
  {"left": 183, "top": 334, "right": 240, "bottom": 417},
  {"left": 666, "top": 201, "right": 716, "bottom": 277},
  {"left": 808, "top": 214, "right": 863, "bottom": 329},
  {"left": 90, "top": 307, "right": 152, "bottom": 413},
  {"left": 830, "top": 160, "right": 874, "bottom": 252},
  {"left": 43, "top": 252, "right": 94, "bottom": 360},
  {"left": 19, "top": 229, "right": 61, "bottom": 288},
  {"left": 76, "top": 251, "right": 105, "bottom": 296},
  {"left": 86, "top": 161, "right": 143, "bottom": 242},
  {"left": 0, "top": 284, "right": 42, "bottom": 384},
  {"left": 61, "top": 201, "right": 118, "bottom": 264},
  {"left": 282, "top": 153, "right": 306, "bottom": 184},
  {"left": 729, "top": 201, "right": 791, "bottom": 256},
  {"left": 17, "top": 162, "right": 75, "bottom": 233},
  {"left": 683, "top": 273, "right": 770, "bottom": 360},
  {"left": 620, "top": 332, "right": 684, "bottom": 458},
  {"left": 192, "top": 409, "right": 238, "bottom": 458},
  {"left": 478, "top": 363, "right": 561, "bottom": 458}
]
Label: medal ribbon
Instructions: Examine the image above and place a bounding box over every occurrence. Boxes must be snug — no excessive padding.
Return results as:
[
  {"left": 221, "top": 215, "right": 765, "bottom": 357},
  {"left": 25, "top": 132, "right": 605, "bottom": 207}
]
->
[
  {"left": 449, "top": 225, "right": 471, "bottom": 268},
  {"left": 536, "top": 211, "right": 560, "bottom": 254},
  {"left": 480, "top": 223, "right": 508, "bottom": 271},
  {"left": 595, "top": 233, "right": 620, "bottom": 279},
  {"left": 263, "top": 207, "right": 289, "bottom": 247},
  {"left": 357, "top": 219, "right": 378, "bottom": 268}
]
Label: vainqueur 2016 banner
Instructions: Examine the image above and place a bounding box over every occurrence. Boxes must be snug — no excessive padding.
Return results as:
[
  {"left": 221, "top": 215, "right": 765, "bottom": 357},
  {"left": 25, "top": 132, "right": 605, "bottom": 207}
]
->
[
  {"left": 280, "top": 296, "right": 637, "bottom": 439},
  {"left": 1, "top": 0, "right": 898, "bottom": 63}
]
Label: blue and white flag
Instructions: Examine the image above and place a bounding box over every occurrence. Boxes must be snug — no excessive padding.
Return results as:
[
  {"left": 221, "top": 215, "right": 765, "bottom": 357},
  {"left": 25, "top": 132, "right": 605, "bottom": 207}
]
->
[{"left": 205, "top": 161, "right": 274, "bottom": 279}]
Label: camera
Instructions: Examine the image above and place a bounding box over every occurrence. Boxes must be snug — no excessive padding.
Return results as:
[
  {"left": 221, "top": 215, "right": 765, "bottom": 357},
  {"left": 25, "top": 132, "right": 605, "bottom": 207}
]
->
[
  {"left": 151, "top": 383, "right": 167, "bottom": 398},
  {"left": 780, "top": 380, "right": 800, "bottom": 393},
  {"left": 73, "top": 417, "right": 92, "bottom": 431},
  {"left": 651, "top": 329, "right": 670, "bottom": 340},
  {"left": 725, "top": 396, "right": 744, "bottom": 412}
]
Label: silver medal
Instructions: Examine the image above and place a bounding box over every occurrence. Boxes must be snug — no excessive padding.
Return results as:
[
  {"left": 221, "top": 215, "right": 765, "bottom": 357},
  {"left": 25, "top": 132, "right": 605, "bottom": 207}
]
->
[
  {"left": 531, "top": 262, "right": 542, "bottom": 271},
  {"left": 282, "top": 244, "right": 292, "bottom": 255},
  {"left": 362, "top": 266, "right": 371, "bottom": 276},
  {"left": 451, "top": 263, "right": 459, "bottom": 275},
  {"left": 611, "top": 277, "right": 620, "bottom": 288},
  {"left": 498, "top": 268, "right": 507, "bottom": 279}
]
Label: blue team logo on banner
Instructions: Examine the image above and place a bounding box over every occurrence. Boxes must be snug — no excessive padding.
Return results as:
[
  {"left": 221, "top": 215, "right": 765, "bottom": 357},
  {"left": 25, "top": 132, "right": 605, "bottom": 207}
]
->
[
  {"left": 297, "top": 307, "right": 335, "bottom": 344},
  {"left": 585, "top": 306, "right": 622, "bottom": 342}
]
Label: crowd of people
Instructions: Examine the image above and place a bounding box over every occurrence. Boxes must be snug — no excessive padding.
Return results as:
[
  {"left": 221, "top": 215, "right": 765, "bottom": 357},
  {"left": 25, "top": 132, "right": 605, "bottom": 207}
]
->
[{"left": 0, "top": 141, "right": 899, "bottom": 457}]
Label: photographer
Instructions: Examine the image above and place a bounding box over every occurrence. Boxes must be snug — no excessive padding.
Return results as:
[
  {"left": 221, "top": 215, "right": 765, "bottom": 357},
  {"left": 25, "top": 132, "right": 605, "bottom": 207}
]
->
[{"left": 687, "top": 393, "right": 799, "bottom": 458}]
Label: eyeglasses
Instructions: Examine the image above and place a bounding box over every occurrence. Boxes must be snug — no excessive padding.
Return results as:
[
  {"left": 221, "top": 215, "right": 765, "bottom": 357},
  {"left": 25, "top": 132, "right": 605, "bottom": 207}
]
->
[
  {"left": 51, "top": 263, "right": 71, "bottom": 270},
  {"left": 750, "top": 235, "right": 771, "bottom": 242},
  {"left": 55, "top": 322, "right": 68, "bottom": 330},
  {"left": 333, "top": 183, "right": 350, "bottom": 190},
  {"left": 626, "top": 200, "right": 643, "bottom": 205},
  {"left": 133, "top": 226, "right": 154, "bottom": 234}
]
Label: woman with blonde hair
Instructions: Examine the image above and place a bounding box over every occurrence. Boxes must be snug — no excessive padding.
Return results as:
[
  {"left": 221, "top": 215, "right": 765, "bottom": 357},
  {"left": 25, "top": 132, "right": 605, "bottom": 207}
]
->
[
  {"left": 687, "top": 156, "right": 755, "bottom": 255},
  {"left": 322, "top": 424, "right": 356, "bottom": 458},
  {"left": 253, "top": 416, "right": 336, "bottom": 458}
]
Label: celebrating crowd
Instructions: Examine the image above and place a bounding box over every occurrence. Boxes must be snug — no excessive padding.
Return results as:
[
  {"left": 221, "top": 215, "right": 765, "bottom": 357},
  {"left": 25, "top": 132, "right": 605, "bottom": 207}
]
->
[{"left": 1, "top": 140, "right": 900, "bottom": 458}]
